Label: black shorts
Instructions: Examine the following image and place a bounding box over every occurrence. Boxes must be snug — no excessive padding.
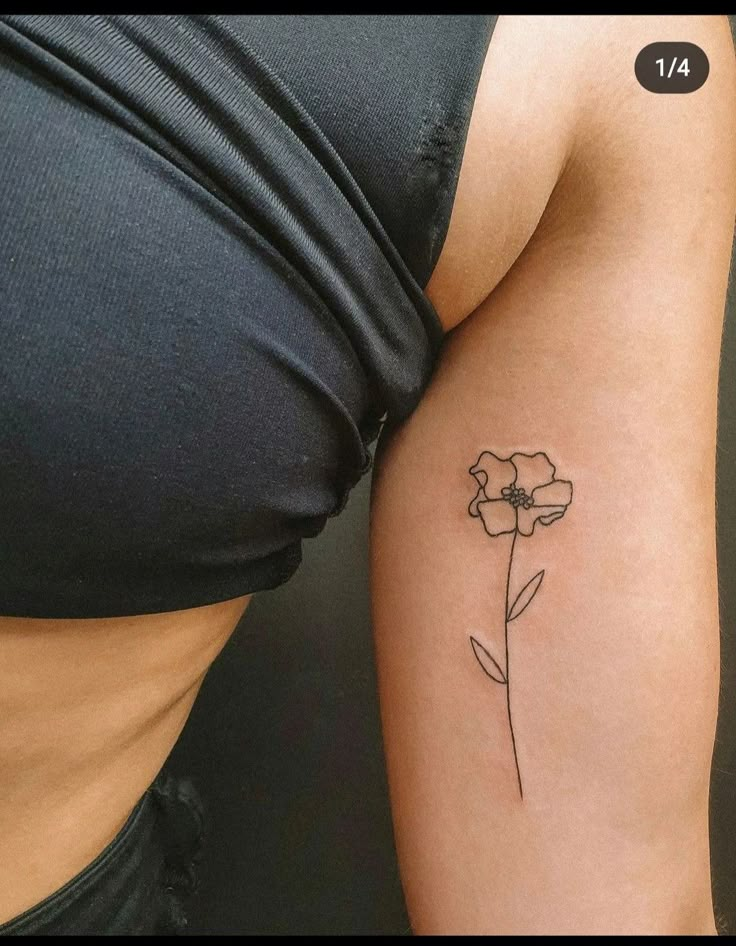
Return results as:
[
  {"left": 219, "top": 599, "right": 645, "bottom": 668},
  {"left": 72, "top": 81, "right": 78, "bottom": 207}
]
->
[{"left": 0, "top": 771, "right": 204, "bottom": 935}]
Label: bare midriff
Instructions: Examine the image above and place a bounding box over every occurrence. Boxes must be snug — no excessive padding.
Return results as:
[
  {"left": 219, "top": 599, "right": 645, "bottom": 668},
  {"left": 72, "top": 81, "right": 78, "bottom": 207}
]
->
[{"left": 0, "top": 595, "right": 250, "bottom": 923}]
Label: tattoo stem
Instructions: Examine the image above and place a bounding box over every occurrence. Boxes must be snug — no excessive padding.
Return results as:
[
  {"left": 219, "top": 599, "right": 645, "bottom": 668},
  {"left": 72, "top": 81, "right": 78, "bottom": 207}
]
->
[{"left": 504, "top": 529, "right": 523, "bottom": 800}]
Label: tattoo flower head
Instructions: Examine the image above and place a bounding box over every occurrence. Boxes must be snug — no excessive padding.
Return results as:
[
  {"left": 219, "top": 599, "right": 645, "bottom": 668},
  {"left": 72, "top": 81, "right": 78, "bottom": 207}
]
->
[{"left": 469, "top": 451, "right": 572, "bottom": 538}]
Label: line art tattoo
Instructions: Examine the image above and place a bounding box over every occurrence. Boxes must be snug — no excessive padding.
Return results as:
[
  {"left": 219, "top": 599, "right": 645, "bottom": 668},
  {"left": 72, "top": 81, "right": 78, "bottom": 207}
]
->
[{"left": 467, "top": 451, "right": 573, "bottom": 799}]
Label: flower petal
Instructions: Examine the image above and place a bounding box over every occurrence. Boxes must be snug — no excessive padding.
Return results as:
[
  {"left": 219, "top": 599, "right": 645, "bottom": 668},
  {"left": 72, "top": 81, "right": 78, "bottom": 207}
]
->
[
  {"left": 531, "top": 479, "right": 572, "bottom": 508},
  {"left": 477, "top": 499, "right": 517, "bottom": 537},
  {"left": 468, "top": 485, "right": 488, "bottom": 517},
  {"left": 538, "top": 509, "right": 566, "bottom": 526},
  {"left": 510, "top": 452, "right": 556, "bottom": 494},
  {"left": 469, "top": 452, "right": 516, "bottom": 499},
  {"left": 516, "top": 504, "right": 568, "bottom": 536}
]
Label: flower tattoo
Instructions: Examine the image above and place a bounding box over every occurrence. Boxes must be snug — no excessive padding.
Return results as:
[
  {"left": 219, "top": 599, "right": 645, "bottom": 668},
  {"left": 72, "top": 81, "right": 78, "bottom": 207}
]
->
[
  {"left": 467, "top": 451, "right": 573, "bottom": 799},
  {"left": 469, "top": 451, "right": 572, "bottom": 537}
]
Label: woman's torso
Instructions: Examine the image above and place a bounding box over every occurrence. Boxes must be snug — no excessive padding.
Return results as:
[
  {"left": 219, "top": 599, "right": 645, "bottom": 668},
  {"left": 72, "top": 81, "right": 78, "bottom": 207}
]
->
[{"left": 0, "top": 13, "right": 525, "bottom": 924}]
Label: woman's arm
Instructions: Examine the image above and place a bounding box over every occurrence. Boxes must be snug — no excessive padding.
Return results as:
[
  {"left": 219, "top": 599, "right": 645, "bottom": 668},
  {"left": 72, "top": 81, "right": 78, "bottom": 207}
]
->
[{"left": 370, "top": 15, "right": 736, "bottom": 935}]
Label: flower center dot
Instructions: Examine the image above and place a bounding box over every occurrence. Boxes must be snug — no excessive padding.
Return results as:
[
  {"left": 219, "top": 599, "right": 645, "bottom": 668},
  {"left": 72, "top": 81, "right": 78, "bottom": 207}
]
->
[{"left": 501, "top": 484, "right": 534, "bottom": 509}]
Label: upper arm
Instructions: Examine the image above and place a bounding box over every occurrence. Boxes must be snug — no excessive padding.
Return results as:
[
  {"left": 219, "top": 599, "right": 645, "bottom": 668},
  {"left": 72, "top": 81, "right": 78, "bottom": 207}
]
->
[
  {"left": 370, "top": 15, "right": 736, "bottom": 935},
  {"left": 425, "top": 14, "right": 736, "bottom": 329}
]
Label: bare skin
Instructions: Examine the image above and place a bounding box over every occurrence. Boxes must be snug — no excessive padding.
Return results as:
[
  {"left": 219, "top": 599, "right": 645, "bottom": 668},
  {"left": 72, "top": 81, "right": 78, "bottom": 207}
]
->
[{"left": 1, "top": 13, "right": 734, "bottom": 933}]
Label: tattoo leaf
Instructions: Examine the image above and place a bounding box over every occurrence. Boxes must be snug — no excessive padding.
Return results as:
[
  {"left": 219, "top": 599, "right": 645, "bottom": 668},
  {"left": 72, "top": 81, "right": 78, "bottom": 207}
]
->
[
  {"left": 507, "top": 570, "right": 545, "bottom": 622},
  {"left": 470, "top": 636, "right": 507, "bottom": 684}
]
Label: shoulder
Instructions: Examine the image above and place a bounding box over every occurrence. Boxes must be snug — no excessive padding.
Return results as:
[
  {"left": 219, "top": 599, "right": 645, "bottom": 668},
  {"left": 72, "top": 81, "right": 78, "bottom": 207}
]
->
[{"left": 426, "top": 15, "right": 736, "bottom": 332}]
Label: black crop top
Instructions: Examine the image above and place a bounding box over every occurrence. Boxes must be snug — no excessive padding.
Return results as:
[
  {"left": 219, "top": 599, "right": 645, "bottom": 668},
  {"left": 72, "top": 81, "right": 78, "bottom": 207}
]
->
[{"left": 0, "top": 15, "right": 497, "bottom": 617}]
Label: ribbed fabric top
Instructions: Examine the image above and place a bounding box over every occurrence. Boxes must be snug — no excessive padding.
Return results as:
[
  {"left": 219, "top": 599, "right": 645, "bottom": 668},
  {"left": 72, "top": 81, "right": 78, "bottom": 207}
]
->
[
  {"left": 227, "top": 15, "right": 497, "bottom": 287},
  {"left": 0, "top": 15, "right": 497, "bottom": 616}
]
